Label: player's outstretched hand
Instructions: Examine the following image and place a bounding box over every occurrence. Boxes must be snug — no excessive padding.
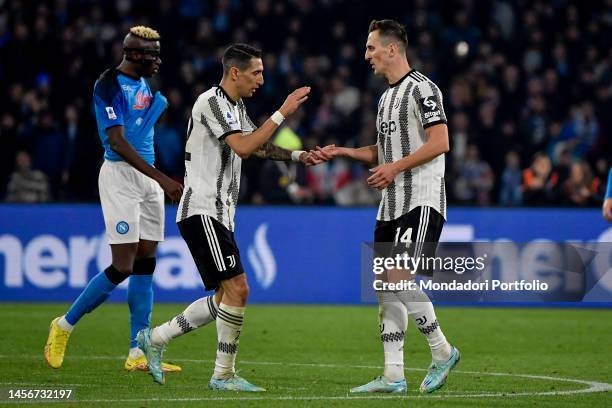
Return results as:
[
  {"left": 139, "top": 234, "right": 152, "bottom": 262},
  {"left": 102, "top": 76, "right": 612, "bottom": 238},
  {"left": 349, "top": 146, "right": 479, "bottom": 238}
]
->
[
  {"left": 367, "top": 163, "right": 400, "bottom": 190},
  {"left": 299, "top": 152, "right": 323, "bottom": 166},
  {"left": 279, "top": 87, "right": 311, "bottom": 117},
  {"left": 603, "top": 198, "right": 612, "bottom": 222},
  {"left": 310, "top": 144, "right": 347, "bottom": 162},
  {"left": 159, "top": 175, "right": 184, "bottom": 202}
]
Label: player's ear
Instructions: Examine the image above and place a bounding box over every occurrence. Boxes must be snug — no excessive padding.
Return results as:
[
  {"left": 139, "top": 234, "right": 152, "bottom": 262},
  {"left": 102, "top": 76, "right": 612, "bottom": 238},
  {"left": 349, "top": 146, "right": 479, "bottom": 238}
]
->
[{"left": 230, "top": 66, "right": 240, "bottom": 81}]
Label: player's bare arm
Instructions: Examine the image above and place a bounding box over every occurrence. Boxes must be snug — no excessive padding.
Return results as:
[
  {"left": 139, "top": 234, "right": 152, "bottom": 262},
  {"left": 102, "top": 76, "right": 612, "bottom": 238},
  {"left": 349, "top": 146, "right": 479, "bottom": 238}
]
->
[
  {"left": 251, "top": 141, "right": 318, "bottom": 166},
  {"left": 367, "top": 123, "right": 449, "bottom": 190},
  {"left": 311, "top": 144, "right": 378, "bottom": 165},
  {"left": 252, "top": 141, "right": 292, "bottom": 160},
  {"left": 224, "top": 87, "right": 310, "bottom": 159},
  {"left": 107, "top": 125, "right": 183, "bottom": 201}
]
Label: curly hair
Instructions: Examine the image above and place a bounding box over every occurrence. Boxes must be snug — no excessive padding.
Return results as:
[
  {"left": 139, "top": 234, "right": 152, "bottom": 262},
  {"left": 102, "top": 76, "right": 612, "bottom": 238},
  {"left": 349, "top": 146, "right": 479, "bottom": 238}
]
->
[{"left": 129, "top": 26, "right": 161, "bottom": 41}]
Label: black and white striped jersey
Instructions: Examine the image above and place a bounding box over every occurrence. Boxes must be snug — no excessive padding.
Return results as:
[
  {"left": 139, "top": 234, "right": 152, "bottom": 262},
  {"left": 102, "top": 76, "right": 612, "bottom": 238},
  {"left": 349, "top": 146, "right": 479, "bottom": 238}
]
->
[
  {"left": 177, "top": 86, "right": 256, "bottom": 231},
  {"left": 375, "top": 69, "right": 448, "bottom": 222}
]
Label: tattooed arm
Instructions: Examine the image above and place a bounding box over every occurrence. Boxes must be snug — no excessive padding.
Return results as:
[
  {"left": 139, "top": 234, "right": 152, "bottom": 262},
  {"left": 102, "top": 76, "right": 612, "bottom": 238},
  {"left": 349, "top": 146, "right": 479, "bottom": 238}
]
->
[
  {"left": 251, "top": 141, "right": 298, "bottom": 161},
  {"left": 252, "top": 142, "right": 322, "bottom": 166}
]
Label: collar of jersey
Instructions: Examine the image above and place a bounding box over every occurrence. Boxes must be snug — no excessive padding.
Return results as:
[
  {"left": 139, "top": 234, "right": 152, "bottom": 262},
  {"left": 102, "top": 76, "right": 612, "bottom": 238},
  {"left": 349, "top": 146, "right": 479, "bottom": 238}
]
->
[
  {"left": 115, "top": 68, "right": 141, "bottom": 82},
  {"left": 389, "top": 69, "right": 414, "bottom": 88},
  {"left": 217, "top": 85, "right": 237, "bottom": 105}
]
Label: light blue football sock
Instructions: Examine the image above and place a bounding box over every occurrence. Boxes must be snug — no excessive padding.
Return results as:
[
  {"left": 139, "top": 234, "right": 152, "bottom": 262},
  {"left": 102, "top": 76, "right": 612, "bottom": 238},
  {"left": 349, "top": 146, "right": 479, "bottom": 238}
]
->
[
  {"left": 128, "top": 258, "right": 155, "bottom": 348},
  {"left": 65, "top": 266, "right": 125, "bottom": 325}
]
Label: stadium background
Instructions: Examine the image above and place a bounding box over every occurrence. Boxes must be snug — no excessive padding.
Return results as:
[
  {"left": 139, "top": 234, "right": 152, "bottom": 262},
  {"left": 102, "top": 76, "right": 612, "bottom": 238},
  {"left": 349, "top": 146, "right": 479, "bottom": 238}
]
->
[
  {"left": 1, "top": 0, "right": 611, "bottom": 305},
  {"left": 1, "top": 0, "right": 611, "bottom": 206}
]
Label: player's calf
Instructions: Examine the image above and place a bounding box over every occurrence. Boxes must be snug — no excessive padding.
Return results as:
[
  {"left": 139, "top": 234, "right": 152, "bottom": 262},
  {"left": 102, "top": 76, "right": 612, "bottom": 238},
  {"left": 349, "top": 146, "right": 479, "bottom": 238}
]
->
[
  {"left": 150, "top": 295, "right": 220, "bottom": 347},
  {"left": 213, "top": 302, "right": 245, "bottom": 380},
  {"left": 378, "top": 292, "right": 408, "bottom": 382}
]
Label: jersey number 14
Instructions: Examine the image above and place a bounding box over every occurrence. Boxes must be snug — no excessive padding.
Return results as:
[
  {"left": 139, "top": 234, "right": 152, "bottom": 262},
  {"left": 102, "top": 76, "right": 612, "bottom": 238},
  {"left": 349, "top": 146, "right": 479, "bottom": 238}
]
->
[{"left": 394, "top": 227, "right": 413, "bottom": 246}]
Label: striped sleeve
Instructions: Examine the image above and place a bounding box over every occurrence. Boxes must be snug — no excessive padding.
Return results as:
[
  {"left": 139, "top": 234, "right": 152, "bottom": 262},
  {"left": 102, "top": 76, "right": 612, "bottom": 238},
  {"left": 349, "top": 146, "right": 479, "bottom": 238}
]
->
[{"left": 200, "top": 95, "right": 242, "bottom": 140}]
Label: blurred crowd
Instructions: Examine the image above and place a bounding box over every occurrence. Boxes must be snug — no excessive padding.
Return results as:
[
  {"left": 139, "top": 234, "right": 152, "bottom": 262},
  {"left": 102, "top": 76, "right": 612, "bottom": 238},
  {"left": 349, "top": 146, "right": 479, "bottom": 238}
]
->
[{"left": 1, "top": 0, "right": 611, "bottom": 206}]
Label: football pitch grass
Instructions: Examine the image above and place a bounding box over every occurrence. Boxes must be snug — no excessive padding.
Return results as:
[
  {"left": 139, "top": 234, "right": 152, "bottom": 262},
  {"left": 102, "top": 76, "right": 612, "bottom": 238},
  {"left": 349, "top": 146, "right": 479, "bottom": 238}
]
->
[{"left": 1, "top": 304, "right": 610, "bottom": 407}]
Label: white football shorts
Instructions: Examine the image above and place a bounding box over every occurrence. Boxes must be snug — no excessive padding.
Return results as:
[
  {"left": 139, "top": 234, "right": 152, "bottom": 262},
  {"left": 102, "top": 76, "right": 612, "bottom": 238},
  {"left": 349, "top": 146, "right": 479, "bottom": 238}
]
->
[{"left": 98, "top": 160, "right": 165, "bottom": 244}]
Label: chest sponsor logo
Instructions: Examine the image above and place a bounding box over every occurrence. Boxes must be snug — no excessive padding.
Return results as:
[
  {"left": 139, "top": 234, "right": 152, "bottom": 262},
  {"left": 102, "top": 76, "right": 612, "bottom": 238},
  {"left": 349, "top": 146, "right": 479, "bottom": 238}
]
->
[
  {"left": 380, "top": 120, "right": 397, "bottom": 135},
  {"left": 133, "top": 90, "right": 152, "bottom": 110}
]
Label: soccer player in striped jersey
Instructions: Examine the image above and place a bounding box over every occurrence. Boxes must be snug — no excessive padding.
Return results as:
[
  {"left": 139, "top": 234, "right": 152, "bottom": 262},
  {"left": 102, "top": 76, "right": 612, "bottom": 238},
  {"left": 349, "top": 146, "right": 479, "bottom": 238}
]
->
[
  {"left": 313, "top": 19, "right": 460, "bottom": 394},
  {"left": 43, "top": 26, "right": 184, "bottom": 373},
  {"left": 137, "top": 43, "right": 314, "bottom": 389}
]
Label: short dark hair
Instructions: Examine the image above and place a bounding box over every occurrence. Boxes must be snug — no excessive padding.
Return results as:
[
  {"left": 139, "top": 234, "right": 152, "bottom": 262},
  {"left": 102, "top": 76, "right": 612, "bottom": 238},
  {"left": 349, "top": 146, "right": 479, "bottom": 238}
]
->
[
  {"left": 222, "top": 43, "right": 262, "bottom": 73},
  {"left": 368, "top": 19, "right": 408, "bottom": 51}
]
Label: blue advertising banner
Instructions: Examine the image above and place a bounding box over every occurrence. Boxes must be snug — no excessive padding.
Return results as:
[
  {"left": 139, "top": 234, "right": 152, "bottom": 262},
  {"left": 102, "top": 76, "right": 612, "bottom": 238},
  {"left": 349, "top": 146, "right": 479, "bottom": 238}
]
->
[{"left": 1, "top": 205, "right": 611, "bottom": 304}]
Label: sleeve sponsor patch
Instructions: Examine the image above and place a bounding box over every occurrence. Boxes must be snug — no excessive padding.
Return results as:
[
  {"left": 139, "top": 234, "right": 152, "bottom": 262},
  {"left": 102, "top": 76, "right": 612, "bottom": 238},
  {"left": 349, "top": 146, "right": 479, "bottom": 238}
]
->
[
  {"left": 419, "top": 96, "right": 438, "bottom": 111},
  {"left": 418, "top": 96, "right": 442, "bottom": 120}
]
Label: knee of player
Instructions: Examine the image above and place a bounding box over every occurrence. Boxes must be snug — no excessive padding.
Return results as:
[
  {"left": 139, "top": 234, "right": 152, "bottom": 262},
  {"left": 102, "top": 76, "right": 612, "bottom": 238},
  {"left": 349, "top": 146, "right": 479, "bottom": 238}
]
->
[
  {"left": 222, "top": 275, "right": 250, "bottom": 302},
  {"left": 226, "top": 277, "right": 249, "bottom": 301},
  {"left": 234, "top": 280, "right": 250, "bottom": 300},
  {"left": 214, "top": 288, "right": 224, "bottom": 304},
  {"left": 112, "top": 264, "right": 133, "bottom": 275}
]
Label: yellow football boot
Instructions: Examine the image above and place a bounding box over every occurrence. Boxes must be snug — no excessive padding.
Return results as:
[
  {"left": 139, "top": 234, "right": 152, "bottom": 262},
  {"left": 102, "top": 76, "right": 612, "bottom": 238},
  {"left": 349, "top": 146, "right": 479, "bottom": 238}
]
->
[
  {"left": 44, "top": 317, "right": 71, "bottom": 368},
  {"left": 124, "top": 355, "right": 182, "bottom": 373}
]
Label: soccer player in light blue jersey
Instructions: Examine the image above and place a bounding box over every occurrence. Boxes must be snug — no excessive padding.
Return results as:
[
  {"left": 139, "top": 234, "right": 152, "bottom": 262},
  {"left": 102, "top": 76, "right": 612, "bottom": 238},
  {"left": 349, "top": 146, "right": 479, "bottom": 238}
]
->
[
  {"left": 603, "top": 167, "right": 612, "bottom": 221},
  {"left": 44, "top": 26, "right": 183, "bottom": 374}
]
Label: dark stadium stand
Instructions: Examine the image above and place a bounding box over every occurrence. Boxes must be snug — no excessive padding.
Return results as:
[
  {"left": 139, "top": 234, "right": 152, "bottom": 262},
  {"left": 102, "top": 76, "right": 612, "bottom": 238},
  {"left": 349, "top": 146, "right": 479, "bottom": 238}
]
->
[{"left": 1, "top": 0, "right": 610, "bottom": 205}]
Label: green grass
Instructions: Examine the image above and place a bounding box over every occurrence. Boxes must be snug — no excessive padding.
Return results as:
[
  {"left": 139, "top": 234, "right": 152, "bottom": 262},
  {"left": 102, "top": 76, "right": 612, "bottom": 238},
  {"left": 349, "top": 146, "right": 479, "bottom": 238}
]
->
[{"left": 1, "top": 304, "right": 611, "bottom": 407}]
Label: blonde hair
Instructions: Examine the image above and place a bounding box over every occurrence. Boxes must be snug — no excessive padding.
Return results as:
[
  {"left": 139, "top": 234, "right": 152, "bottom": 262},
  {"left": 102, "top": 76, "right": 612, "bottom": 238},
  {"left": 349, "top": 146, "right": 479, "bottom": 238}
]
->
[{"left": 129, "top": 26, "right": 160, "bottom": 40}]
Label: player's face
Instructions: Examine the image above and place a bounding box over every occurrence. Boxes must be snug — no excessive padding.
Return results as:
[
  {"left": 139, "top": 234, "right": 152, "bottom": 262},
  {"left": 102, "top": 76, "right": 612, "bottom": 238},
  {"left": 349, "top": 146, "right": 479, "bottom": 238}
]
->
[
  {"left": 365, "top": 31, "right": 388, "bottom": 76},
  {"left": 236, "top": 58, "right": 264, "bottom": 98},
  {"left": 135, "top": 41, "right": 162, "bottom": 78}
]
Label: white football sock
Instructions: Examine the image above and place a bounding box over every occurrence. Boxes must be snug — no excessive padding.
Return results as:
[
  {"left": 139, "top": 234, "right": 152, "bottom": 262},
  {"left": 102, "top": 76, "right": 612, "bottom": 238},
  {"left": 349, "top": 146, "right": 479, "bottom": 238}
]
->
[
  {"left": 57, "top": 315, "right": 74, "bottom": 332},
  {"left": 151, "top": 295, "right": 218, "bottom": 347},
  {"left": 397, "top": 287, "right": 452, "bottom": 363},
  {"left": 213, "top": 303, "right": 245, "bottom": 380},
  {"left": 378, "top": 292, "right": 407, "bottom": 382},
  {"left": 129, "top": 347, "right": 144, "bottom": 359}
]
